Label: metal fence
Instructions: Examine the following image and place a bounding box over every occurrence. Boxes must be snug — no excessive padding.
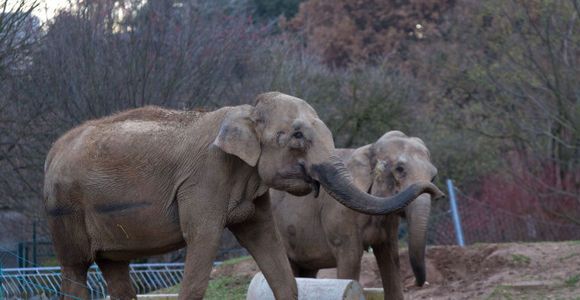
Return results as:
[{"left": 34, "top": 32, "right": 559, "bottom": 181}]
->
[
  {"left": 1, "top": 263, "right": 184, "bottom": 299},
  {"left": 15, "top": 240, "right": 54, "bottom": 268},
  {"left": 423, "top": 180, "right": 580, "bottom": 245}
]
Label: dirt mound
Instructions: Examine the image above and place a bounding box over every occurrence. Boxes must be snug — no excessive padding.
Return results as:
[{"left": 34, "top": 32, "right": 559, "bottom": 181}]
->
[{"left": 212, "top": 241, "right": 580, "bottom": 299}]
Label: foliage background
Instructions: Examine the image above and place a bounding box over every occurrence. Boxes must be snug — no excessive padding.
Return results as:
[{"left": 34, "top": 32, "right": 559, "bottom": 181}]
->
[{"left": 0, "top": 0, "right": 578, "bottom": 248}]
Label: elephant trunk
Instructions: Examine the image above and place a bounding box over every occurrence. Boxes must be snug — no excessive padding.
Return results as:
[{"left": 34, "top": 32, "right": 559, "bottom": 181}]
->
[
  {"left": 310, "top": 156, "right": 443, "bottom": 215},
  {"left": 406, "top": 193, "right": 431, "bottom": 286}
]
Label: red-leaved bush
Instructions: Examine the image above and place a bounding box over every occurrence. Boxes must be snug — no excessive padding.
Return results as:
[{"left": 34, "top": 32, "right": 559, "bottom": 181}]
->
[{"left": 429, "top": 151, "right": 580, "bottom": 244}]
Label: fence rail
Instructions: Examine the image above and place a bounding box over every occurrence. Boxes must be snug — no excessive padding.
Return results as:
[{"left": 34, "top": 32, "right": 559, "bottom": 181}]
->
[{"left": 0, "top": 263, "right": 185, "bottom": 299}]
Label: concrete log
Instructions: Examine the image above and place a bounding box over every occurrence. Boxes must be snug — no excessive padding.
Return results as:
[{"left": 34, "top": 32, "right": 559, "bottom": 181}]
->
[{"left": 246, "top": 272, "right": 365, "bottom": 300}]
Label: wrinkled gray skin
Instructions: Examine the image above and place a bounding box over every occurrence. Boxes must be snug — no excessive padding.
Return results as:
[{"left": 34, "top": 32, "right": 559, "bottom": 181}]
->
[
  {"left": 271, "top": 131, "right": 437, "bottom": 300},
  {"left": 43, "top": 93, "right": 443, "bottom": 300}
]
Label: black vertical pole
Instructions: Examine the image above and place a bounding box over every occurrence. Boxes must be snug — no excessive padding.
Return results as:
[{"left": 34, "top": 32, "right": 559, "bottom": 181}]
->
[
  {"left": 32, "top": 220, "right": 37, "bottom": 266},
  {"left": 18, "top": 243, "right": 23, "bottom": 268},
  {"left": 0, "top": 260, "right": 3, "bottom": 299},
  {"left": 23, "top": 244, "right": 29, "bottom": 267}
]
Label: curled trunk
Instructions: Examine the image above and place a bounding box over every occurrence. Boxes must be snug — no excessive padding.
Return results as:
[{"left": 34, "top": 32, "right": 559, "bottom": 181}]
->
[
  {"left": 405, "top": 194, "right": 431, "bottom": 286},
  {"left": 311, "top": 156, "right": 443, "bottom": 215}
]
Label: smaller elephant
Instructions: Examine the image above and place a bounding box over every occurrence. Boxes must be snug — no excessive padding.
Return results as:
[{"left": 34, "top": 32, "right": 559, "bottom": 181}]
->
[{"left": 271, "top": 131, "right": 438, "bottom": 300}]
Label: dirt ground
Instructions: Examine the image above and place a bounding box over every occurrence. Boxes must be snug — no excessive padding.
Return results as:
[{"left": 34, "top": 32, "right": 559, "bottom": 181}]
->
[{"left": 211, "top": 241, "right": 580, "bottom": 299}]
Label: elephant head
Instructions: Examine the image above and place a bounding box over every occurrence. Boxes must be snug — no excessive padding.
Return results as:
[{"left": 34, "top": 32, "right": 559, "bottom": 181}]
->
[
  {"left": 347, "top": 130, "right": 437, "bottom": 286},
  {"left": 213, "top": 92, "right": 444, "bottom": 215}
]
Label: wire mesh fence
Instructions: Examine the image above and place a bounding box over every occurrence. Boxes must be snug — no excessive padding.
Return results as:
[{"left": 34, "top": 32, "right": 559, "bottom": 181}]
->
[
  {"left": 425, "top": 185, "right": 580, "bottom": 245},
  {"left": 0, "top": 237, "right": 245, "bottom": 300},
  {"left": 1, "top": 265, "right": 92, "bottom": 300},
  {"left": 0, "top": 215, "right": 53, "bottom": 269},
  {"left": 0, "top": 225, "right": 245, "bottom": 299},
  {"left": 0, "top": 263, "right": 185, "bottom": 299}
]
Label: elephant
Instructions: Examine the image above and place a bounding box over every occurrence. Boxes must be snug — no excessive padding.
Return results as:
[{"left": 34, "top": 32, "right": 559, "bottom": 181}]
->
[
  {"left": 271, "top": 130, "right": 438, "bottom": 300},
  {"left": 43, "top": 92, "right": 443, "bottom": 300}
]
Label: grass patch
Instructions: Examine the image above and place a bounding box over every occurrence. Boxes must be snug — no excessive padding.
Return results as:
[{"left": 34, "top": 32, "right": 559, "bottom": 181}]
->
[
  {"left": 565, "top": 274, "right": 580, "bottom": 288},
  {"left": 152, "top": 256, "right": 253, "bottom": 297},
  {"left": 511, "top": 254, "right": 531, "bottom": 266},
  {"left": 487, "top": 285, "right": 513, "bottom": 300},
  {"left": 220, "top": 256, "right": 252, "bottom": 266},
  {"left": 153, "top": 276, "right": 252, "bottom": 300},
  {"left": 205, "top": 275, "right": 251, "bottom": 300},
  {"left": 40, "top": 257, "right": 60, "bottom": 267},
  {"left": 153, "top": 284, "right": 181, "bottom": 294},
  {"left": 152, "top": 275, "right": 251, "bottom": 299},
  {"left": 559, "top": 252, "right": 580, "bottom": 262}
]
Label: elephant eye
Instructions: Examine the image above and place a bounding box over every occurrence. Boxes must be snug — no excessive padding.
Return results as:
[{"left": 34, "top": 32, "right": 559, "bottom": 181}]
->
[
  {"left": 395, "top": 166, "right": 405, "bottom": 173},
  {"left": 292, "top": 131, "right": 304, "bottom": 139}
]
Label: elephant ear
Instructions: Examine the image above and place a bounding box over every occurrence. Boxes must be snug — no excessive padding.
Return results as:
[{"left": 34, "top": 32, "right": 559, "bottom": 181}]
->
[
  {"left": 347, "top": 144, "right": 373, "bottom": 193},
  {"left": 212, "top": 105, "right": 261, "bottom": 167}
]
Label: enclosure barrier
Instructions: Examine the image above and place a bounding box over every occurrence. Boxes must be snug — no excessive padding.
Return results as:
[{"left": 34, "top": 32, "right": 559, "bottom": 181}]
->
[
  {"left": 0, "top": 263, "right": 184, "bottom": 299},
  {"left": 446, "top": 179, "right": 465, "bottom": 246}
]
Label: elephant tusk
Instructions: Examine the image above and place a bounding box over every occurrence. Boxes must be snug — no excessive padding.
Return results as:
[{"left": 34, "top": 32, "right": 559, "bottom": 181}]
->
[
  {"left": 300, "top": 160, "right": 321, "bottom": 198},
  {"left": 312, "top": 181, "right": 320, "bottom": 198}
]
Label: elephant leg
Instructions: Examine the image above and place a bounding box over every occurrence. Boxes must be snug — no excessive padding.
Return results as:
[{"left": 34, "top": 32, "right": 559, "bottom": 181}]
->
[
  {"left": 48, "top": 217, "right": 92, "bottom": 299},
  {"left": 178, "top": 220, "right": 224, "bottom": 300},
  {"left": 372, "top": 217, "right": 403, "bottom": 300},
  {"left": 289, "top": 259, "right": 300, "bottom": 277},
  {"left": 96, "top": 259, "right": 136, "bottom": 299},
  {"left": 335, "top": 249, "right": 363, "bottom": 279},
  {"left": 327, "top": 230, "right": 363, "bottom": 279},
  {"left": 60, "top": 263, "right": 90, "bottom": 300},
  {"left": 321, "top": 204, "right": 363, "bottom": 280},
  {"left": 230, "top": 193, "right": 298, "bottom": 300}
]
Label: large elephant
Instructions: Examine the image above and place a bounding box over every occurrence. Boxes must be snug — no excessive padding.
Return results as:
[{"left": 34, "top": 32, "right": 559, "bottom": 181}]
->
[
  {"left": 43, "top": 93, "right": 443, "bottom": 300},
  {"left": 271, "top": 131, "right": 438, "bottom": 300}
]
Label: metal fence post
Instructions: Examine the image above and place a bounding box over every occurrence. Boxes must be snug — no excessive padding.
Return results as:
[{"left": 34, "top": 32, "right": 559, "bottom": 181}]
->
[
  {"left": 32, "top": 220, "right": 37, "bottom": 266},
  {"left": 1, "top": 261, "right": 3, "bottom": 300},
  {"left": 18, "top": 243, "right": 24, "bottom": 268},
  {"left": 446, "top": 179, "right": 465, "bottom": 246},
  {"left": 24, "top": 245, "right": 29, "bottom": 268}
]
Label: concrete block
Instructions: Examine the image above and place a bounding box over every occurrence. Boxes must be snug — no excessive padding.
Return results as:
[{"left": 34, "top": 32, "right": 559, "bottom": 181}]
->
[{"left": 246, "top": 272, "right": 365, "bottom": 300}]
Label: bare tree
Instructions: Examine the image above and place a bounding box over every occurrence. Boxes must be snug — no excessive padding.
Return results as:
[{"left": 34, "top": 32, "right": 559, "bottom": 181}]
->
[
  {"left": 0, "top": 0, "right": 38, "bottom": 78},
  {"left": 0, "top": 0, "right": 262, "bottom": 216},
  {"left": 0, "top": 0, "right": 40, "bottom": 214},
  {"left": 441, "top": 0, "right": 580, "bottom": 224}
]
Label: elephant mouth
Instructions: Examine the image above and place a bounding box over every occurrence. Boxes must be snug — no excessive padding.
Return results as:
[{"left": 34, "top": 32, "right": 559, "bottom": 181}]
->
[
  {"left": 275, "top": 163, "right": 321, "bottom": 198},
  {"left": 299, "top": 162, "right": 320, "bottom": 197}
]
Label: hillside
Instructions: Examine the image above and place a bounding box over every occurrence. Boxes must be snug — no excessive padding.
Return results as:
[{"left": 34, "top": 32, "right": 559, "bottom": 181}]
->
[{"left": 209, "top": 241, "right": 580, "bottom": 299}]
